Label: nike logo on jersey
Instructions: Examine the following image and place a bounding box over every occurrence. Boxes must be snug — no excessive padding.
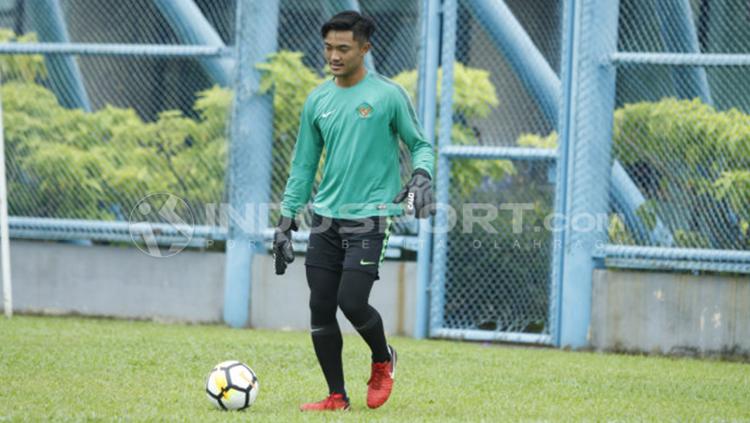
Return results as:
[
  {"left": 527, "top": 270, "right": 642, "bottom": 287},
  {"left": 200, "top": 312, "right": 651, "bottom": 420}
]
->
[
  {"left": 360, "top": 259, "right": 376, "bottom": 266},
  {"left": 321, "top": 111, "right": 334, "bottom": 118}
]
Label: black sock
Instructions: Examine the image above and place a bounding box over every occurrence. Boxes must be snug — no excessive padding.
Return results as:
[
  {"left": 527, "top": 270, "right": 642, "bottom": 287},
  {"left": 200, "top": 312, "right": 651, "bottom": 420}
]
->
[
  {"left": 311, "top": 322, "right": 346, "bottom": 395},
  {"left": 354, "top": 307, "right": 391, "bottom": 362},
  {"left": 306, "top": 265, "right": 347, "bottom": 397},
  {"left": 338, "top": 270, "right": 391, "bottom": 363}
]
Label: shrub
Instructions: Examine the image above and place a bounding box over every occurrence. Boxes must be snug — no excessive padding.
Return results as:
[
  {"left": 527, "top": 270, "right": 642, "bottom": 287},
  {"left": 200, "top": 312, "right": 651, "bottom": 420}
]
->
[{"left": 520, "top": 98, "right": 750, "bottom": 249}]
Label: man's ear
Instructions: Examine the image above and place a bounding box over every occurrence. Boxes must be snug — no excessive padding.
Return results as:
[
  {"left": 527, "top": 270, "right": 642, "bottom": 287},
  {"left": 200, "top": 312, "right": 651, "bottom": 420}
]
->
[{"left": 360, "top": 41, "right": 371, "bottom": 55}]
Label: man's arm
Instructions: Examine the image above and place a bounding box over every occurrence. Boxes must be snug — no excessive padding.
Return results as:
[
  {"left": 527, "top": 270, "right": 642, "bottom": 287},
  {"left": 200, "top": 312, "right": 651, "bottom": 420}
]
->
[
  {"left": 391, "top": 85, "right": 436, "bottom": 218},
  {"left": 280, "top": 97, "right": 324, "bottom": 218},
  {"left": 391, "top": 85, "right": 434, "bottom": 178}
]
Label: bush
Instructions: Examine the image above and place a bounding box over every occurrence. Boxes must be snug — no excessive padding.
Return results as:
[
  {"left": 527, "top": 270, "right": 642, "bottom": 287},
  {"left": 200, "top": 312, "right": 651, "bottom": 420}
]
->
[
  {"left": 521, "top": 98, "right": 750, "bottom": 249},
  {"left": 4, "top": 81, "right": 229, "bottom": 221}
]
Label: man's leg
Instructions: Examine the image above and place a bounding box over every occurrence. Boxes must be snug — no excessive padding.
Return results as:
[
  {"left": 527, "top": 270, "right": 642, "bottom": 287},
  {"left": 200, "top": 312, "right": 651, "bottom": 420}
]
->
[
  {"left": 338, "top": 216, "right": 396, "bottom": 409},
  {"left": 337, "top": 270, "right": 390, "bottom": 362},
  {"left": 300, "top": 214, "right": 350, "bottom": 411},
  {"left": 338, "top": 269, "right": 396, "bottom": 409},
  {"left": 306, "top": 265, "right": 346, "bottom": 396},
  {"left": 338, "top": 216, "right": 393, "bottom": 362}
]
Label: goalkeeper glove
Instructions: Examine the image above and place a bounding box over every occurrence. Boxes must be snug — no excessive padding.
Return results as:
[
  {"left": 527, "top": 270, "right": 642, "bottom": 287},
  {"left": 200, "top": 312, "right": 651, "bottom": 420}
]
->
[
  {"left": 392, "top": 169, "right": 435, "bottom": 219},
  {"left": 273, "top": 215, "right": 298, "bottom": 275}
]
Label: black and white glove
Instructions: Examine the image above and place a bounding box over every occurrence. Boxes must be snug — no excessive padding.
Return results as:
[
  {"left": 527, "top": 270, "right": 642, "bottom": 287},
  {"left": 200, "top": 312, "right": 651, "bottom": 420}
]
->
[
  {"left": 392, "top": 169, "right": 435, "bottom": 219},
  {"left": 273, "top": 216, "right": 298, "bottom": 275}
]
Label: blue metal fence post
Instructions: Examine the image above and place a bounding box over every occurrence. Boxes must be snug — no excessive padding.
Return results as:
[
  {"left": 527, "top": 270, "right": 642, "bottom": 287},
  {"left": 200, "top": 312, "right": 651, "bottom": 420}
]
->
[
  {"left": 656, "top": 0, "right": 712, "bottom": 105},
  {"left": 553, "top": 0, "right": 620, "bottom": 348},
  {"left": 28, "top": 0, "right": 91, "bottom": 111},
  {"left": 223, "top": 0, "right": 279, "bottom": 328},
  {"left": 430, "top": 0, "right": 457, "bottom": 336},
  {"left": 414, "top": 0, "right": 440, "bottom": 339},
  {"left": 154, "top": 0, "right": 233, "bottom": 87},
  {"left": 549, "top": 0, "right": 575, "bottom": 348}
]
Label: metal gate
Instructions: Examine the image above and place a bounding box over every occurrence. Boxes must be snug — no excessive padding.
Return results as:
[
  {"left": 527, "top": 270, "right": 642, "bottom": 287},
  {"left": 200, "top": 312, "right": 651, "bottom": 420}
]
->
[{"left": 427, "top": 0, "right": 562, "bottom": 344}]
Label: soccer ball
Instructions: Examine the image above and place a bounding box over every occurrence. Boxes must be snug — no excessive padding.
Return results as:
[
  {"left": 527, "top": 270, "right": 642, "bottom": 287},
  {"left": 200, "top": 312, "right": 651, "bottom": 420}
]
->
[{"left": 205, "top": 361, "right": 259, "bottom": 410}]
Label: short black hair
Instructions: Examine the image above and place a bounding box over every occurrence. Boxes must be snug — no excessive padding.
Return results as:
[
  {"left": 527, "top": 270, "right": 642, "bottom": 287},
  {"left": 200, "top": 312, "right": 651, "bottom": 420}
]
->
[{"left": 321, "top": 11, "right": 375, "bottom": 44}]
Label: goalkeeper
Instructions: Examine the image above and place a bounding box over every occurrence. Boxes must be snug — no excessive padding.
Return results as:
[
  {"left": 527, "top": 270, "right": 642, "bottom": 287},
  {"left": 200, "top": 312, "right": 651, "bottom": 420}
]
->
[{"left": 274, "top": 11, "right": 435, "bottom": 412}]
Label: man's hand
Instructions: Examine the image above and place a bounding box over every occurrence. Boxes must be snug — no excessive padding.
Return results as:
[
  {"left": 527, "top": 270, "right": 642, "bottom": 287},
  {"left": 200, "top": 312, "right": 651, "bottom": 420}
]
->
[
  {"left": 392, "top": 169, "right": 435, "bottom": 219},
  {"left": 273, "top": 216, "right": 298, "bottom": 275}
]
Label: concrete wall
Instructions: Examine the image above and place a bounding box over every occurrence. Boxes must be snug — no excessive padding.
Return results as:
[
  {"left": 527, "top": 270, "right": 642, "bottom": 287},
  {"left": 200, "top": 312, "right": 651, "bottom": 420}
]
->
[
  {"left": 7, "top": 240, "right": 749, "bottom": 354},
  {"left": 2, "top": 240, "right": 226, "bottom": 323},
  {"left": 591, "top": 269, "right": 750, "bottom": 356},
  {"left": 0, "top": 240, "right": 418, "bottom": 336}
]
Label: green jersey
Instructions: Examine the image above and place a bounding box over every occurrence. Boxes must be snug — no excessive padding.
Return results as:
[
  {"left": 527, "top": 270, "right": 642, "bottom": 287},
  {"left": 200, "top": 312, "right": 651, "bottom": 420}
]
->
[{"left": 280, "top": 71, "right": 435, "bottom": 219}]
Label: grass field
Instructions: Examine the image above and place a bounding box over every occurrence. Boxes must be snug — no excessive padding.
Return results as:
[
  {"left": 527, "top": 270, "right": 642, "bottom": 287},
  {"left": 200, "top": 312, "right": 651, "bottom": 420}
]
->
[{"left": 1, "top": 316, "right": 748, "bottom": 421}]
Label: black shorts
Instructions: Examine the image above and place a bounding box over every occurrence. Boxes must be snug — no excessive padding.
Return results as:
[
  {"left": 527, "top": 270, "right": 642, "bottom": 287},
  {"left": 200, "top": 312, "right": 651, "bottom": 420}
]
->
[{"left": 305, "top": 213, "right": 394, "bottom": 280}]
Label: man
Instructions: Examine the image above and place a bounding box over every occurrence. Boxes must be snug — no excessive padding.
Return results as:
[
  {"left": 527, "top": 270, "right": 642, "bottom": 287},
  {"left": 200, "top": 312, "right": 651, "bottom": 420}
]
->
[{"left": 273, "top": 11, "right": 435, "bottom": 411}]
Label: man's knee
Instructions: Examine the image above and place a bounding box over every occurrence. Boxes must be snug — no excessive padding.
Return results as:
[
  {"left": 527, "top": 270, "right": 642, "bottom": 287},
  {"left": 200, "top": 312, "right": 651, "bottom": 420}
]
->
[
  {"left": 309, "top": 296, "right": 337, "bottom": 321},
  {"left": 336, "top": 292, "right": 366, "bottom": 319}
]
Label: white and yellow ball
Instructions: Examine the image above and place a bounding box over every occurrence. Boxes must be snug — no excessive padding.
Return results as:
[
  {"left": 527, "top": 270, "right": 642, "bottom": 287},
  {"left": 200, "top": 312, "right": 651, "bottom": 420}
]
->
[{"left": 205, "top": 361, "right": 259, "bottom": 411}]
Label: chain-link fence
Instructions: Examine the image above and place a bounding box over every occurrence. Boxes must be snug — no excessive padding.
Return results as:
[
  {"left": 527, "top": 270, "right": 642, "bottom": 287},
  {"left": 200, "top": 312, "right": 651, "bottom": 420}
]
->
[
  {"left": 1, "top": 0, "right": 235, "bottom": 247},
  {"left": 611, "top": 0, "right": 750, "bottom": 254},
  {"left": 0, "top": 0, "right": 425, "bottom": 245},
  {"left": 442, "top": 158, "right": 555, "bottom": 335},
  {"left": 458, "top": 0, "right": 560, "bottom": 145}
]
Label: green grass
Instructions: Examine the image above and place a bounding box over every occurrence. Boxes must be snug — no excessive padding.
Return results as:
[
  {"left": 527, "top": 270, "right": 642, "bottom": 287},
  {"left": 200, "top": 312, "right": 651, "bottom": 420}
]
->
[{"left": 1, "top": 316, "right": 748, "bottom": 421}]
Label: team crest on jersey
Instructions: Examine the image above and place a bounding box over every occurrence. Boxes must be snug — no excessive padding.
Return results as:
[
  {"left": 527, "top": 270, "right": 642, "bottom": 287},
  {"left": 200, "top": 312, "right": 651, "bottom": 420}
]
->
[{"left": 357, "top": 102, "right": 373, "bottom": 119}]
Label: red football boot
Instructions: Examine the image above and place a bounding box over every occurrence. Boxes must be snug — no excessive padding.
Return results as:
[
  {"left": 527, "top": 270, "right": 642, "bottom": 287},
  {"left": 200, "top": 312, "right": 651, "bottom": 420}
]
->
[
  {"left": 367, "top": 344, "right": 397, "bottom": 409},
  {"left": 299, "top": 393, "right": 350, "bottom": 411}
]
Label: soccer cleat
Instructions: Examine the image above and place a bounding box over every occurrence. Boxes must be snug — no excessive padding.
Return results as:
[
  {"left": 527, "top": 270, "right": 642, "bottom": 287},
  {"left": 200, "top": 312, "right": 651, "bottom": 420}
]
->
[
  {"left": 299, "top": 393, "right": 350, "bottom": 411},
  {"left": 366, "top": 344, "right": 397, "bottom": 409}
]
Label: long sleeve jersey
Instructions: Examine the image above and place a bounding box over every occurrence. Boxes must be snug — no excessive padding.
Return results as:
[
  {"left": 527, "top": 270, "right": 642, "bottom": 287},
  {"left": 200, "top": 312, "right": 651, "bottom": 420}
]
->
[{"left": 280, "top": 71, "right": 435, "bottom": 219}]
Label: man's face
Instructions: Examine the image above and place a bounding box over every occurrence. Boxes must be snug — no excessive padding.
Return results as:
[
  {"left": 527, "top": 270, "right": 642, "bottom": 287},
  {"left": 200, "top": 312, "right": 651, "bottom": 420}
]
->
[{"left": 324, "top": 30, "right": 370, "bottom": 78}]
